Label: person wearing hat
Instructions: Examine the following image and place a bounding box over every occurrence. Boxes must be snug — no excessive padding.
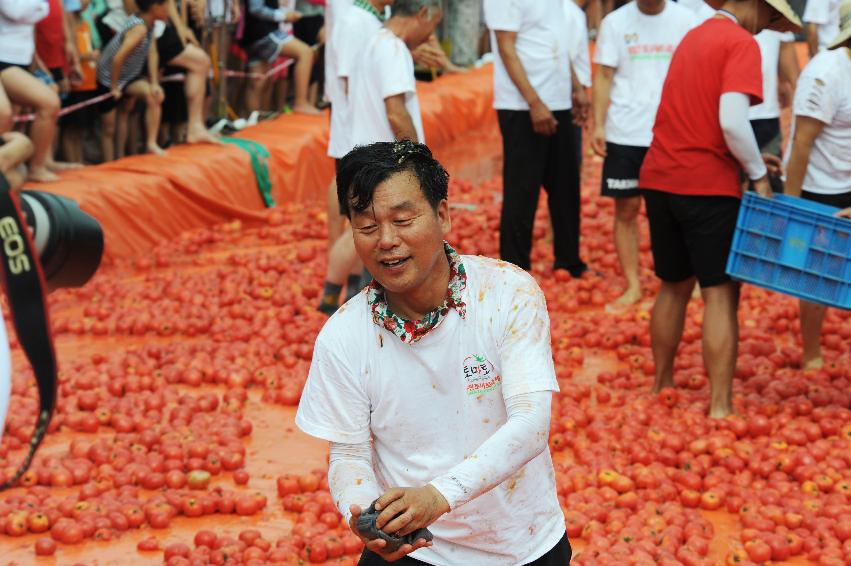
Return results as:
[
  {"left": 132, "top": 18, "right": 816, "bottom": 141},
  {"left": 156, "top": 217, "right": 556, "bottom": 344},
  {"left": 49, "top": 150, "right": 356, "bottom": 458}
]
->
[
  {"left": 803, "top": 0, "right": 841, "bottom": 56},
  {"left": 637, "top": 0, "right": 801, "bottom": 418},
  {"left": 782, "top": 0, "right": 851, "bottom": 370}
]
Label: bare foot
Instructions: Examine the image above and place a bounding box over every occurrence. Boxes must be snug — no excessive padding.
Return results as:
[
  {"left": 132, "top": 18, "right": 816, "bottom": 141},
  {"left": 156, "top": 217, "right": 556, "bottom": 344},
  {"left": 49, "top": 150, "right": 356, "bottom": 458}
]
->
[
  {"left": 146, "top": 143, "right": 167, "bottom": 156},
  {"left": 292, "top": 102, "right": 322, "bottom": 116},
  {"left": 802, "top": 357, "right": 823, "bottom": 371},
  {"left": 650, "top": 377, "right": 673, "bottom": 394},
  {"left": 606, "top": 287, "right": 641, "bottom": 311},
  {"left": 27, "top": 166, "right": 60, "bottom": 183},
  {"left": 186, "top": 125, "right": 222, "bottom": 145},
  {"left": 47, "top": 160, "right": 83, "bottom": 172},
  {"left": 708, "top": 404, "right": 734, "bottom": 419}
]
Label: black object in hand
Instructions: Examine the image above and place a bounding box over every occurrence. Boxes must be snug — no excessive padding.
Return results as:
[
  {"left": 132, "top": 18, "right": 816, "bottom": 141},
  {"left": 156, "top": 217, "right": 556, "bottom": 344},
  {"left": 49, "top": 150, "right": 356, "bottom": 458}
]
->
[{"left": 355, "top": 501, "right": 434, "bottom": 552}]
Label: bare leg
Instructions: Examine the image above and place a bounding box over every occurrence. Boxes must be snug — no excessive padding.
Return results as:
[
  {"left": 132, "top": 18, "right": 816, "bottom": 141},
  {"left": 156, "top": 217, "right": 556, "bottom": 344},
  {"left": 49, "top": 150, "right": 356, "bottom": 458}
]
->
[
  {"left": 101, "top": 109, "right": 117, "bottom": 162},
  {"left": 1, "top": 68, "right": 61, "bottom": 182},
  {"left": 125, "top": 80, "right": 165, "bottom": 155},
  {"left": 800, "top": 300, "right": 826, "bottom": 370},
  {"left": 245, "top": 62, "right": 268, "bottom": 113},
  {"left": 0, "top": 82, "right": 12, "bottom": 133},
  {"left": 279, "top": 38, "right": 320, "bottom": 115},
  {"left": 650, "top": 278, "right": 695, "bottom": 393},
  {"left": 168, "top": 45, "right": 220, "bottom": 144},
  {"left": 610, "top": 196, "right": 642, "bottom": 307},
  {"left": 115, "top": 97, "right": 135, "bottom": 159},
  {"left": 61, "top": 126, "right": 84, "bottom": 164},
  {"left": 701, "top": 282, "right": 740, "bottom": 418}
]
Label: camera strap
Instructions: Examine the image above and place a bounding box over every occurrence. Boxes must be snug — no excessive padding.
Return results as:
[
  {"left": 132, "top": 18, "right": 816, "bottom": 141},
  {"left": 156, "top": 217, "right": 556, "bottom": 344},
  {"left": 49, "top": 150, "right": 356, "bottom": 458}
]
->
[{"left": 0, "top": 173, "right": 57, "bottom": 490}]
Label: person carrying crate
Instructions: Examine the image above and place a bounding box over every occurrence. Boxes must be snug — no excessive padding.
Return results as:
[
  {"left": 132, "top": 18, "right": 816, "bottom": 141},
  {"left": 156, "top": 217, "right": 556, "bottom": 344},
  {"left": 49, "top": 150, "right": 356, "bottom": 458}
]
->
[
  {"left": 782, "top": 0, "right": 851, "bottom": 370},
  {"left": 637, "top": 0, "right": 801, "bottom": 418}
]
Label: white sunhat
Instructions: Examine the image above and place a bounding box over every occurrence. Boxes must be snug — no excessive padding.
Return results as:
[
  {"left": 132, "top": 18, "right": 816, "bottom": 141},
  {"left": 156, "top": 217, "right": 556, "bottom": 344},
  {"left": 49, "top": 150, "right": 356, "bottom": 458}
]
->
[
  {"left": 704, "top": 0, "right": 802, "bottom": 32},
  {"left": 828, "top": 0, "right": 851, "bottom": 49}
]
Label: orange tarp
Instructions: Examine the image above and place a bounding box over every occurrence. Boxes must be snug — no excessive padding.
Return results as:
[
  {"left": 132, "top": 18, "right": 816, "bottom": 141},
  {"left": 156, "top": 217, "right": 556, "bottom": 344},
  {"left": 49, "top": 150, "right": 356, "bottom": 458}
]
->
[{"left": 29, "top": 67, "right": 496, "bottom": 261}]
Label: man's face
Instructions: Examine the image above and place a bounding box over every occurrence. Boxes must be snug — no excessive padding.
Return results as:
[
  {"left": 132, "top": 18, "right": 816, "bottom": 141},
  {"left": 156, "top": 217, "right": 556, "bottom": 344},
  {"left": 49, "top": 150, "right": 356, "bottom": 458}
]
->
[
  {"left": 350, "top": 171, "right": 450, "bottom": 296},
  {"left": 412, "top": 7, "right": 443, "bottom": 48}
]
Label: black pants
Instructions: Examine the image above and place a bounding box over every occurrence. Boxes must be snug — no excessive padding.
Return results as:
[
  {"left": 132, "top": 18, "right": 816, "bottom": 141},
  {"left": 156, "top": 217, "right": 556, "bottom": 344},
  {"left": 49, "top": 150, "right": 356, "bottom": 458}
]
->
[
  {"left": 358, "top": 533, "right": 572, "bottom": 565},
  {"left": 497, "top": 109, "right": 583, "bottom": 272}
]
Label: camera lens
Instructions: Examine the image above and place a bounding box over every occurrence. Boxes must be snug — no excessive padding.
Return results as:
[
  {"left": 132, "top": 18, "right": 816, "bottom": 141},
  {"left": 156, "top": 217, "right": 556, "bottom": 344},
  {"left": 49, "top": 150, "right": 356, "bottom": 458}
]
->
[{"left": 18, "top": 191, "right": 104, "bottom": 290}]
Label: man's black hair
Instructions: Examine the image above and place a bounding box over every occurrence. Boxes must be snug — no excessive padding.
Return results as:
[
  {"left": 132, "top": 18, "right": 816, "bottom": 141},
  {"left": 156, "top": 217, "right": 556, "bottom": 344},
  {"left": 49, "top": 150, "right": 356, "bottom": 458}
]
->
[
  {"left": 137, "top": 0, "right": 167, "bottom": 11},
  {"left": 336, "top": 141, "right": 449, "bottom": 218}
]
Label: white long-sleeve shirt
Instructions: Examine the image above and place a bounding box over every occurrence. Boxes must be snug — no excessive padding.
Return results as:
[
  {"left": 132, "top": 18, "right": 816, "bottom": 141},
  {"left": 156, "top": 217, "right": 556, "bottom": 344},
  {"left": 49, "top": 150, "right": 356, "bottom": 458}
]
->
[{"left": 0, "top": 0, "right": 50, "bottom": 64}]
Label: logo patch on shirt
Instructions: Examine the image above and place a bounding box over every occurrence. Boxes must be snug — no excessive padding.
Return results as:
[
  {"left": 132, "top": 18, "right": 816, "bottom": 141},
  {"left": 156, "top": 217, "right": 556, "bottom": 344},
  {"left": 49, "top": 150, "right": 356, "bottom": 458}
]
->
[{"left": 463, "top": 354, "right": 501, "bottom": 395}]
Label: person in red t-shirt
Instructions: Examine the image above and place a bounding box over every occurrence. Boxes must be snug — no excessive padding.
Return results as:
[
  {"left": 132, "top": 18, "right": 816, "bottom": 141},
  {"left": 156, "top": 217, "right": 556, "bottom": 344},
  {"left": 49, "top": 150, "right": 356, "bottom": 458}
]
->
[{"left": 638, "top": 0, "right": 800, "bottom": 418}]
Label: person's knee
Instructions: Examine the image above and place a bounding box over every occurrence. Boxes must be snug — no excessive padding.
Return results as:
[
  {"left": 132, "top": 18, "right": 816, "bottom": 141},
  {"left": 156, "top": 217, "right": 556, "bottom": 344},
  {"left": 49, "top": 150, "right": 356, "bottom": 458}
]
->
[
  {"left": 183, "top": 45, "right": 211, "bottom": 72},
  {"left": 37, "top": 91, "right": 61, "bottom": 118},
  {"left": 614, "top": 197, "right": 641, "bottom": 222}
]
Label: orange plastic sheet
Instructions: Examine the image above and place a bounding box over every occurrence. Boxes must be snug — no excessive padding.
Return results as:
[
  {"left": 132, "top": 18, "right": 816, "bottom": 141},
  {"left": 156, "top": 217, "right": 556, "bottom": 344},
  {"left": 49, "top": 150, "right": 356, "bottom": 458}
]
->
[{"left": 28, "top": 67, "right": 495, "bottom": 261}]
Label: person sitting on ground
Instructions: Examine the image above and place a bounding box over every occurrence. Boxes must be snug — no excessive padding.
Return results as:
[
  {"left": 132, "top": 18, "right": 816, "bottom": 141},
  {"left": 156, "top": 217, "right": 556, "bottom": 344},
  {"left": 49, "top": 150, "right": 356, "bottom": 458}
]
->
[
  {"left": 0, "top": 0, "right": 69, "bottom": 182},
  {"left": 638, "top": 0, "right": 801, "bottom": 418},
  {"left": 153, "top": 0, "right": 220, "bottom": 144},
  {"left": 242, "top": 0, "right": 320, "bottom": 115},
  {"left": 782, "top": 0, "right": 851, "bottom": 370},
  {"left": 296, "top": 140, "right": 572, "bottom": 566},
  {"left": 95, "top": 0, "right": 168, "bottom": 159},
  {"left": 591, "top": 0, "right": 696, "bottom": 308},
  {"left": 317, "top": 0, "right": 442, "bottom": 314},
  {"left": 318, "top": 0, "right": 394, "bottom": 315}
]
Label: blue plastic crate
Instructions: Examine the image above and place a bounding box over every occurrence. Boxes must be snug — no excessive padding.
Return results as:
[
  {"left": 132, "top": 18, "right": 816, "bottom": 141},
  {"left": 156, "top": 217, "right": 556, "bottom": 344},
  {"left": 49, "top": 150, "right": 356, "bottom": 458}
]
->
[{"left": 726, "top": 192, "right": 851, "bottom": 309}]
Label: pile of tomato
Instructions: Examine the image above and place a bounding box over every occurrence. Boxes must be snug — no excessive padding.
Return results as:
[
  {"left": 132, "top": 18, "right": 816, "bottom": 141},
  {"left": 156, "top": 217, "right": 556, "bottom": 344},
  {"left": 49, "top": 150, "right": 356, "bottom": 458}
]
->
[{"left": 0, "top": 155, "right": 849, "bottom": 565}]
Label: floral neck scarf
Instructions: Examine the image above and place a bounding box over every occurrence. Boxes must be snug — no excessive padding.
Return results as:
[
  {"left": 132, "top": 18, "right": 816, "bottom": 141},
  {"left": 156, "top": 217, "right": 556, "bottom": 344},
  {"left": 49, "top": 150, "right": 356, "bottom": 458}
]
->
[
  {"left": 354, "top": 0, "right": 385, "bottom": 21},
  {"left": 367, "top": 242, "right": 467, "bottom": 344}
]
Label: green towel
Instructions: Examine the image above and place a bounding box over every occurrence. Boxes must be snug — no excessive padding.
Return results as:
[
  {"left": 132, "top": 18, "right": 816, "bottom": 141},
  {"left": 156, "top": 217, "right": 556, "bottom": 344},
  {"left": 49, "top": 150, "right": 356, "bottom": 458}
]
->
[{"left": 221, "top": 137, "right": 276, "bottom": 208}]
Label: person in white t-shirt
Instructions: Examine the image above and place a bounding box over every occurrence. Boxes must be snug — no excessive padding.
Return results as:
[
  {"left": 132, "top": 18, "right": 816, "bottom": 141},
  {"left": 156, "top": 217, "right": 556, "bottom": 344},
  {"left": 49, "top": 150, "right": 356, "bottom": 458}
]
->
[
  {"left": 783, "top": 5, "right": 851, "bottom": 370},
  {"left": 749, "top": 29, "right": 799, "bottom": 192},
  {"left": 677, "top": 0, "right": 716, "bottom": 19},
  {"left": 318, "top": 0, "right": 393, "bottom": 316},
  {"left": 485, "top": 0, "right": 589, "bottom": 277},
  {"left": 804, "top": 0, "right": 841, "bottom": 56},
  {"left": 296, "top": 140, "right": 570, "bottom": 566},
  {"left": 565, "top": 0, "right": 593, "bottom": 168},
  {"left": 591, "top": 0, "right": 695, "bottom": 307}
]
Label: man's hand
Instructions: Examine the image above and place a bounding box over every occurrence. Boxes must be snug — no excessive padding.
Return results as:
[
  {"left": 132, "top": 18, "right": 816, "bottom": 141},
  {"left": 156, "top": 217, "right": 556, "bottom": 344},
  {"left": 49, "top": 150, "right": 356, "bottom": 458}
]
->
[
  {"left": 572, "top": 88, "right": 590, "bottom": 127},
  {"left": 411, "top": 42, "right": 446, "bottom": 69},
  {"left": 836, "top": 207, "right": 851, "bottom": 219},
  {"left": 753, "top": 175, "right": 773, "bottom": 197},
  {"left": 111, "top": 86, "right": 122, "bottom": 100},
  {"left": 590, "top": 125, "right": 606, "bottom": 157},
  {"left": 762, "top": 153, "right": 783, "bottom": 177},
  {"left": 348, "top": 504, "right": 433, "bottom": 562},
  {"left": 530, "top": 100, "right": 557, "bottom": 136},
  {"left": 373, "top": 486, "right": 449, "bottom": 537}
]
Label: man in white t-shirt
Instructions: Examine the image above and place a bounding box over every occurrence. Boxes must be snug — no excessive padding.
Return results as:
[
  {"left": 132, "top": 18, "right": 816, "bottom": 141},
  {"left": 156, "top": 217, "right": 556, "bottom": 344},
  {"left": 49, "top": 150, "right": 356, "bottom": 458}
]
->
[
  {"left": 348, "top": 0, "right": 441, "bottom": 148},
  {"left": 749, "top": 29, "right": 799, "bottom": 192},
  {"left": 591, "top": 0, "right": 695, "bottom": 307},
  {"left": 783, "top": 4, "right": 851, "bottom": 370},
  {"left": 484, "top": 0, "right": 589, "bottom": 277},
  {"left": 319, "top": 0, "right": 393, "bottom": 316},
  {"left": 804, "top": 0, "right": 841, "bottom": 56},
  {"left": 296, "top": 141, "right": 570, "bottom": 566},
  {"left": 677, "top": 0, "right": 716, "bottom": 19}
]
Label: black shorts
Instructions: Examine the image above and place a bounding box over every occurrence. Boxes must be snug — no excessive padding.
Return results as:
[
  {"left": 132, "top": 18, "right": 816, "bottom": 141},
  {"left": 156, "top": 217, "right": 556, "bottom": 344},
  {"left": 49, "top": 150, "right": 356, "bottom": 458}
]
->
[
  {"left": 802, "top": 190, "right": 851, "bottom": 210},
  {"left": 59, "top": 89, "right": 99, "bottom": 127},
  {"left": 0, "top": 61, "right": 28, "bottom": 73},
  {"left": 642, "top": 189, "right": 741, "bottom": 288},
  {"left": 157, "top": 23, "right": 185, "bottom": 67},
  {"left": 601, "top": 142, "right": 648, "bottom": 198},
  {"left": 357, "top": 533, "right": 571, "bottom": 566}
]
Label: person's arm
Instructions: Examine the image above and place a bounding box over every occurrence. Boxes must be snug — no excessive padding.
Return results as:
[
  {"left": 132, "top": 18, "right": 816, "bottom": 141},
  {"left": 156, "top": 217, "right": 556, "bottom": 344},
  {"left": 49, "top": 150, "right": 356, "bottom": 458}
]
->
[
  {"left": 806, "top": 23, "right": 819, "bottom": 58},
  {"left": 784, "top": 115, "right": 825, "bottom": 197},
  {"left": 591, "top": 65, "right": 614, "bottom": 157},
  {"left": 247, "top": 0, "right": 286, "bottom": 22},
  {"left": 777, "top": 41, "right": 800, "bottom": 109},
  {"left": 0, "top": 0, "right": 50, "bottom": 22},
  {"left": 109, "top": 24, "right": 147, "bottom": 97},
  {"left": 62, "top": 5, "right": 83, "bottom": 82},
  {"left": 167, "top": 0, "right": 197, "bottom": 45},
  {"left": 148, "top": 33, "right": 164, "bottom": 102},
  {"left": 570, "top": 64, "right": 589, "bottom": 127},
  {"left": 493, "top": 30, "right": 557, "bottom": 136},
  {"left": 384, "top": 94, "right": 418, "bottom": 142},
  {"left": 719, "top": 92, "right": 772, "bottom": 196}
]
